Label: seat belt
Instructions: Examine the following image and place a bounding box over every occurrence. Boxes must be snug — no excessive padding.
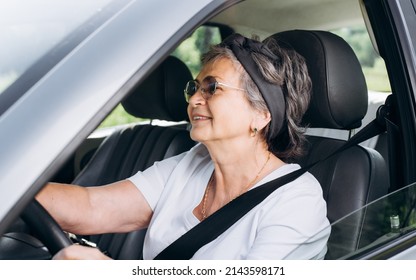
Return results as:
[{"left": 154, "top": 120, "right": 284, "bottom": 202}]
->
[{"left": 154, "top": 114, "right": 388, "bottom": 260}]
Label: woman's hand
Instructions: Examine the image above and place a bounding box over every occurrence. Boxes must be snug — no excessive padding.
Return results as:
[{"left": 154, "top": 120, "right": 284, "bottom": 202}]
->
[{"left": 53, "top": 244, "right": 112, "bottom": 260}]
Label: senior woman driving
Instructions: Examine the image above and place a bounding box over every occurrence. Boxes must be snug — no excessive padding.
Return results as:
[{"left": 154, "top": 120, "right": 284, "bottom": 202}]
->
[{"left": 37, "top": 33, "right": 330, "bottom": 260}]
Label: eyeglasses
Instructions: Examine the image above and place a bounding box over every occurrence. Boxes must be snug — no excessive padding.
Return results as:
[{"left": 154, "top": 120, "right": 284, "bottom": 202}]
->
[{"left": 184, "top": 75, "right": 246, "bottom": 103}]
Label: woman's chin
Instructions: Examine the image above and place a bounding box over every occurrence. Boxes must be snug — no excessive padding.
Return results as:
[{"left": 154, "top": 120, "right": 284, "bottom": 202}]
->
[{"left": 190, "top": 129, "right": 209, "bottom": 143}]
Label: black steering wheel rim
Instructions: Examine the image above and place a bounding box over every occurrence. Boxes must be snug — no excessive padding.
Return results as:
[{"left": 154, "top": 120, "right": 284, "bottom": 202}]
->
[{"left": 21, "top": 200, "right": 72, "bottom": 256}]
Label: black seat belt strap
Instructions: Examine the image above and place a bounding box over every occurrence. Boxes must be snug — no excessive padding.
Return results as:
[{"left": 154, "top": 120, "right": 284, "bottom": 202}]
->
[
  {"left": 154, "top": 167, "right": 308, "bottom": 260},
  {"left": 154, "top": 117, "right": 387, "bottom": 260}
]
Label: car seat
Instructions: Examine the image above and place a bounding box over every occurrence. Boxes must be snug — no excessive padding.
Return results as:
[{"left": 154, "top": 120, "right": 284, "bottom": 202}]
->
[
  {"left": 267, "top": 30, "right": 389, "bottom": 259},
  {"left": 72, "top": 56, "right": 196, "bottom": 259}
]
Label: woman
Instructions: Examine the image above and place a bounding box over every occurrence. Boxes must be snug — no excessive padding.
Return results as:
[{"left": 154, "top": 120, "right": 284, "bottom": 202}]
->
[{"left": 37, "top": 33, "right": 330, "bottom": 260}]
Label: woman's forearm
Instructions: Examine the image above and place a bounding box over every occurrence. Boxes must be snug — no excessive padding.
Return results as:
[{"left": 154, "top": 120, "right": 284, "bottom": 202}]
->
[{"left": 36, "top": 182, "right": 93, "bottom": 234}]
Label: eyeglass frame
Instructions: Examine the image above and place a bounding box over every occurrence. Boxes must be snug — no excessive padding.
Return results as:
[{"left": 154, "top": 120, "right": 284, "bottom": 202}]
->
[{"left": 184, "top": 76, "right": 246, "bottom": 103}]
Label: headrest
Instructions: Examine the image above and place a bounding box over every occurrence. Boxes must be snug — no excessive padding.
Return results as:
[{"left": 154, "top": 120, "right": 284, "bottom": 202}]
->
[
  {"left": 268, "top": 30, "right": 368, "bottom": 129},
  {"left": 122, "top": 56, "right": 191, "bottom": 122}
]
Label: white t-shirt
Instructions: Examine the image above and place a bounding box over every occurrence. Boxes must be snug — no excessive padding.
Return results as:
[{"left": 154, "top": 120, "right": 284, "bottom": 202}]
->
[{"left": 128, "top": 143, "right": 330, "bottom": 260}]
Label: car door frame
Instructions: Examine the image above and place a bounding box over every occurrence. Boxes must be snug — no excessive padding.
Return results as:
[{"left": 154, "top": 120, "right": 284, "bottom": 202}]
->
[
  {"left": 352, "top": 0, "right": 416, "bottom": 259},
  {"left": 0, "top": 0, "right": 241, "bottom": 235}
]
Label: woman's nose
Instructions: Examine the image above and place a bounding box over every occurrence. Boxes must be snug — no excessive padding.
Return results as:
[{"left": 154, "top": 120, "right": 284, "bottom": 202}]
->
[{"left": 188, "top": 90, "right": 206, "bottom": 106}]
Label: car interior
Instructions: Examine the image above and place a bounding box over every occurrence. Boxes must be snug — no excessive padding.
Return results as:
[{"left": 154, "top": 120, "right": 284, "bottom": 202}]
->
[
  {"left": 71, "top": 56, "right": 196, "bottom": 260},
  {"left": 270, "top": 30, "right": 389, "bottom": 259},
  {"left": 44, "top": 29, "right": 390, "bottom": 260},
  {"left": 1, "top": 0, "right": 398, "bottom": 260}
]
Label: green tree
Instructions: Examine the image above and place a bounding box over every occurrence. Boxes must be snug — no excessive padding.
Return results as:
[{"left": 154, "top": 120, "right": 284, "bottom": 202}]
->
[
  {"left": 333, "top": 25, "right": 390, "bottom": 92},
  {"left": 172, "top": 26, "right": 221, "bottom": 76},
  {"left": 333, "top": 26, "right": 377, "bottom": 67}
]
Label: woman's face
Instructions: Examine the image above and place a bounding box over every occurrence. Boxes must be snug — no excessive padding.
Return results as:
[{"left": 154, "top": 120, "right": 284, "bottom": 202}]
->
[{"left": 187, "top": 58, "right": 258, "bottom": 146}]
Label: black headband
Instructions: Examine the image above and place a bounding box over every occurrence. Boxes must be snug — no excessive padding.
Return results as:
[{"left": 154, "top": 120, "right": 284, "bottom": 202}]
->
[{"left": 220, "top": 33, "right": 286, "bottom": 138}]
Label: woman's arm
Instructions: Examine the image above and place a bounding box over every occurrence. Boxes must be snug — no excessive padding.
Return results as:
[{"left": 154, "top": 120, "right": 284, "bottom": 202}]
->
[{"left": 36, "top": 180, "right": 152, "bottom": 235}]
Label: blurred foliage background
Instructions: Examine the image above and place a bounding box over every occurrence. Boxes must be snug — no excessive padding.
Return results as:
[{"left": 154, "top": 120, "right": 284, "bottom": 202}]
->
[{"left": 333, "top": 26, "right": 391, "bottom": 92}]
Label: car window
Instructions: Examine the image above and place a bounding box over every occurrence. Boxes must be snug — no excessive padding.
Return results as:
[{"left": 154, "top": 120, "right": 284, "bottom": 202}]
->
[
  {"left": 326, "top": 182, "right": 416, "bottom": 259},
  {"left": 100, "top": 24, "right": 390, "bottom": 131},
  {"left": 98, "top": 25, "right": 222, "bottom": 129},
  {"left": 171, "top": 25, "right": 222, "bottom": 77},
  {"left": 285, "top": 182, "right": 416, "bottom": 259},
  {"left": 331, "top": 24, "right": 391, "bottom": 93}
]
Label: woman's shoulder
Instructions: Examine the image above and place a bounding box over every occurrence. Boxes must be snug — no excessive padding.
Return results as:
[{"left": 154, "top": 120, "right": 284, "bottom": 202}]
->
[
  {"left": 256, "top": 163, "right": 329, "bottom": 237},
  {"left": 267, "top": 163, "right": 319, "bottom": 184},
  {"left": 262, "top": 163, "right": 323, "bottom": 196}
]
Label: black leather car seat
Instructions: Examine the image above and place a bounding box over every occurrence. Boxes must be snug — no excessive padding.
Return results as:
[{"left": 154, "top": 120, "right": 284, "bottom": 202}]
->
[
  {"left": 72, "top": 56, "right": 196, "bottom": 259},
  {"left": 268, "top": 30, "right": 389, "bottom": 259}
]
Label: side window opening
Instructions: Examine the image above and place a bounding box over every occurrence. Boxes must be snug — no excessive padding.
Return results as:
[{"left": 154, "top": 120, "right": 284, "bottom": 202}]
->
[
  {"left": 98, "top": 24, "right": 390, "bottom": 143},
  {"left": 98, "top": 25, "right": 222, "bottom": 130},
  {"left": 331, "top": 25, "right": 391, "bottom": 93},
  {"left": 171, "top": 25, "right": 222, "bottom": 77}
]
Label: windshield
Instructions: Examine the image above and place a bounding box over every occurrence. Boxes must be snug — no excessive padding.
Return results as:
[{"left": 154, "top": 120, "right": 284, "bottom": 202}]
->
[
  {"left": 0, "top": 0, "right": 112, "bottom": 95},
  {"left": 289, "top": 183, "right": 416, "bottom": 259}
]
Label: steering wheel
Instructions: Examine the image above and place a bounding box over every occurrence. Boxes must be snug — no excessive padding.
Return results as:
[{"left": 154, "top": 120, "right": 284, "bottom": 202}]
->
[{"left": 21, "top": 199, "right": 72, "bottom": 256}]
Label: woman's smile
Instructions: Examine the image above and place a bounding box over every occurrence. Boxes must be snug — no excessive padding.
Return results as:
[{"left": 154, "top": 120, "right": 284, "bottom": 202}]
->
[{"left": 192, "top": 114, "right": 212, "bottom": 121}]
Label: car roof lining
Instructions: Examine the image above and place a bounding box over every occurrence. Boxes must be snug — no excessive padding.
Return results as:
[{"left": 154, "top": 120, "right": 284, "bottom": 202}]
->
[{"left": 210, "top": 0, "right": 365, "bottom": 38}]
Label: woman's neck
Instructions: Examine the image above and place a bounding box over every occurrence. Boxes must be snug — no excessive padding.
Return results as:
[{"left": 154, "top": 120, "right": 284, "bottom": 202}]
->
[{"left": 203, "top": 139, "right": 284, "bottom": 206}]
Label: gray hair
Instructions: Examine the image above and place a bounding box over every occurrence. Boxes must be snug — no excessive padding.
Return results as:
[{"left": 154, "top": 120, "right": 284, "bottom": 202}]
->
[{"left": 201, "top": 37, "right": 311, "bottom": 161}]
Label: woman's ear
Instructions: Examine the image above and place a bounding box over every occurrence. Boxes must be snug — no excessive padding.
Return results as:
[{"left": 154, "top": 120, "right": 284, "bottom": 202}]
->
[{"left": 254, "top": 110, "right": 272, "bottom": 131}]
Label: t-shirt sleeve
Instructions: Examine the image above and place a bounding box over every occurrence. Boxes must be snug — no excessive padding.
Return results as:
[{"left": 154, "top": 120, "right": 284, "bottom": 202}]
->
[
  {"left": 127, "top": 153, "right": 186, "bottom": 210},
  {"left": 246, "top": 173, "right": 331, "bottom": 260}
]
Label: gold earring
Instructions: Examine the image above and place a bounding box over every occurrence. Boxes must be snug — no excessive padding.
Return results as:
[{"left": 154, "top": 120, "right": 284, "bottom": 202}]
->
[{"left": 251, "top": 128, "right": 258, "bottom": 137}]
